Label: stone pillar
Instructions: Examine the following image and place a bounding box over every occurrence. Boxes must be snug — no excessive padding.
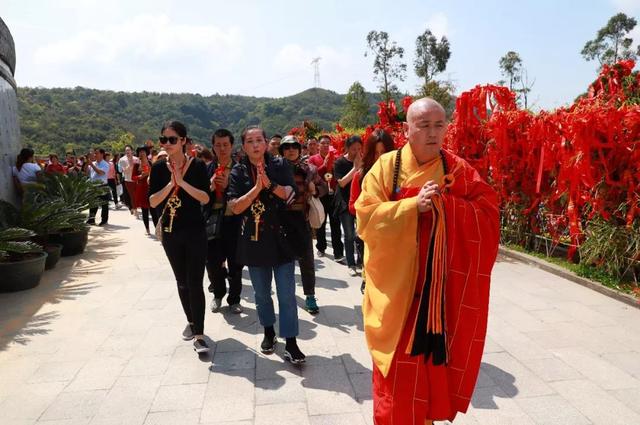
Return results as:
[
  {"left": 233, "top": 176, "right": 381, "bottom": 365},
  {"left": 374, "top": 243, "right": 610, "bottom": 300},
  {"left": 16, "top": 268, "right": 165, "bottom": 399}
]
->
[{"left": 0, "top": 16, "right": 19, "bottom": 204}]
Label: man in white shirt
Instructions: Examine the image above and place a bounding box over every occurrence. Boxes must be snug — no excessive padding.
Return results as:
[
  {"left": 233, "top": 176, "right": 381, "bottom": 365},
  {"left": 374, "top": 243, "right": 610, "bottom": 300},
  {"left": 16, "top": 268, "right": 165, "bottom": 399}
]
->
[
  {"left": 87, "top": 148, "right": 111, "bottom": 225},
  {"left": 117, "top": 144, "right": 139, "bottom": 213}
]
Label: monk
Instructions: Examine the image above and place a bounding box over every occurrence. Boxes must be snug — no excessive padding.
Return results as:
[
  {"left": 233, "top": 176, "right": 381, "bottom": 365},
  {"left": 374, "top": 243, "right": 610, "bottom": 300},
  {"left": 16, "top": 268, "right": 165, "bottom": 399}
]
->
[{"left": 355, "top": 97, "right": 500, "bottom": 424}]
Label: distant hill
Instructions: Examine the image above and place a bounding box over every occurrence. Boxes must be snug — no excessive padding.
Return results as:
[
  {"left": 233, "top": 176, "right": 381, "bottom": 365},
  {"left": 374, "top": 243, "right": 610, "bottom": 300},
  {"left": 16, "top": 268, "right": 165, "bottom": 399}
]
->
[{"left": 17, "top": 86, "right": 384, "bottom": 154}]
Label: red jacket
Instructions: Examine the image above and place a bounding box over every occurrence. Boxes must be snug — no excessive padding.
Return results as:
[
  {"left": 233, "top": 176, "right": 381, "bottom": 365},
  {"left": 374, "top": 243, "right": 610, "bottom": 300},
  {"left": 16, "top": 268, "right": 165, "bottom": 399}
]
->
[
  {"left": 308, "top": 153, "right": 338, "bottom": 192},
  {"left": 348, "top": 170, "right": 362, "bottom": 216},
  {"left": 45, "top": 163, "right": 67, "bottom": 175}
]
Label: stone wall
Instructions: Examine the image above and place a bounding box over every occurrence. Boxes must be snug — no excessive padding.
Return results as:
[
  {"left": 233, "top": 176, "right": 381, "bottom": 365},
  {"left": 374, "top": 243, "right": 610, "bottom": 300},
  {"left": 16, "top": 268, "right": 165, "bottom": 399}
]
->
[{"left": 0, "top": 16, "right": 20, "bottom": 204}]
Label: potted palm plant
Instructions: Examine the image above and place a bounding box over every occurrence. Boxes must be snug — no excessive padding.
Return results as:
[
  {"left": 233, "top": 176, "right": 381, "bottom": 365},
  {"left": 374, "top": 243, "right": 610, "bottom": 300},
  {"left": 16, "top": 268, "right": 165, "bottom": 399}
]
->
[
  {"left": 0, "top": 227, "right": 46, "bottom": 292},
  {"left": 25, "top": 173, "right": 107, "bottom": 256},
  {"left": 0, "top": 198, "right": 84, "bottom": 268}
]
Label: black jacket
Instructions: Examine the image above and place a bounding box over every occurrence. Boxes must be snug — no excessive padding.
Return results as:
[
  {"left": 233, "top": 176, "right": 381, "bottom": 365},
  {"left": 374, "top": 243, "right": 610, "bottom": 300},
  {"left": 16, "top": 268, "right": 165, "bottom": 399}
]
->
[{"left": 228, "top": 154, "right": 297, "bottom": 267}]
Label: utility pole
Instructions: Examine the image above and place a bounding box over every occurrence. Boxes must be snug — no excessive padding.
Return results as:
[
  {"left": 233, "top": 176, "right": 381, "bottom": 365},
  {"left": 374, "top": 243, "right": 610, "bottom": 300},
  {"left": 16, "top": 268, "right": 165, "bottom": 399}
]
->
[{"left": 311, "top": 57, "right": 321, "bottom": 88}]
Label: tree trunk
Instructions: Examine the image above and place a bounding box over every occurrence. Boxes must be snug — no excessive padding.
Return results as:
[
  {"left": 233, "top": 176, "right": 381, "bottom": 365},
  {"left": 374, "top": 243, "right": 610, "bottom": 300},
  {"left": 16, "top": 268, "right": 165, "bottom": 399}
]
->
[{"left": 383, "top": 62, "right": 390, "bottom": 103}]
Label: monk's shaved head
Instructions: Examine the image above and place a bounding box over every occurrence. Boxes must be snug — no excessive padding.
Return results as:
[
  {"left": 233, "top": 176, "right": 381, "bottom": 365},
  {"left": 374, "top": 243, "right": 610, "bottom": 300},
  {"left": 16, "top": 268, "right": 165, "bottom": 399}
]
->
[
  {"left": 406, "top": 97, "right": 446, "bottom": 123},
  {"left": 403, "top": 97, "right": 448, "bottom": 165}
]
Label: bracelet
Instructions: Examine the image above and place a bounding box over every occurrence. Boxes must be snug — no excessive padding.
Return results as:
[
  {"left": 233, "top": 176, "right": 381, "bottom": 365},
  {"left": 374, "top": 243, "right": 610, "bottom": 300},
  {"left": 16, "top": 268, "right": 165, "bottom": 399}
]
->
[{"left": 267, "top": 182, "right": 277, "bottom": 193}]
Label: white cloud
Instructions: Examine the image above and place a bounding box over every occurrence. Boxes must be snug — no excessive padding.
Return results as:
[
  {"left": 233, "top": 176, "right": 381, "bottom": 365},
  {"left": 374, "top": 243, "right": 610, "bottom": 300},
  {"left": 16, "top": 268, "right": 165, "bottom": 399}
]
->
[
  {"left": 269, "top": 43, "right": 367, "bottom": 93},
  {"left": 33, "top": 14, "right": 243, "bottom": 67},
  {"left": 629, "top": 25, "right": 640, "bottom": 50},
  {"left": 273, "top": 44, "right": 311, "bottom": 72},
  {"left": 273, "top": 44, "right": 355, "bottom": 73}
]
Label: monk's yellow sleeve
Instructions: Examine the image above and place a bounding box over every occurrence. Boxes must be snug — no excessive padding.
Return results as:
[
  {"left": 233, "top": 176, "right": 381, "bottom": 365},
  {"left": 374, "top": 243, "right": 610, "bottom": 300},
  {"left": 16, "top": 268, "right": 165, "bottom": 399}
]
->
[{"left": 355, "top": 155, "right": 418, "bottom": 246}]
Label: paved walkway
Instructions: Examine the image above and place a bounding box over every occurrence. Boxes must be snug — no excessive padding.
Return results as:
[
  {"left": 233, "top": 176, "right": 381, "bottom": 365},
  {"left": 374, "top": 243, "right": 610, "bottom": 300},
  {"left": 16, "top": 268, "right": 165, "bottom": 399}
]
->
[{"left": 1, "top": 208, "right": 639, "bottom": 425}]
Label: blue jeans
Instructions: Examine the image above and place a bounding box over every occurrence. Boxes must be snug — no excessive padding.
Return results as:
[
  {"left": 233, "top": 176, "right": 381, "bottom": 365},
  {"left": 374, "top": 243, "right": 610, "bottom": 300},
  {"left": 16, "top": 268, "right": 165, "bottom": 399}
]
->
[
  {"left": 339, "top": 212, "right": 357, "bottom": 267},
  {"left": 248, "top": 262, "right": 298, "bottom": 338}
]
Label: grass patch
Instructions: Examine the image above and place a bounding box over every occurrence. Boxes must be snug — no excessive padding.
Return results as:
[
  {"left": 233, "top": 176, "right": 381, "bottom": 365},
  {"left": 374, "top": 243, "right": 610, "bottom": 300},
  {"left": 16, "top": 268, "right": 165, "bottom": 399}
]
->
[{"left": 503, "top": 243, "right": 639, "bottom": 298}]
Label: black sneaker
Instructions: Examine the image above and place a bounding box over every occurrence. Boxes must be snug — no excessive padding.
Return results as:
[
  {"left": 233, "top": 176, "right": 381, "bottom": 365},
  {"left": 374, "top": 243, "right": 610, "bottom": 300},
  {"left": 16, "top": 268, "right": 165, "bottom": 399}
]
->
[
  {"left": 360, "top": 281, "right": 366, "bottom": 294},
  {"left": 98, "top": 221, "right": 107, "bottom": 226},
  {"left": 193, "top": 338, "right": 209, "bottom": 354},
  {"left": 86, "top": 219, "right": 96, "bottom": 225},
  {"left": 305, "top": 296, "right": 319, "bottom": 315},
  {"left": 182, "top": 324, "right": 195, "bottom": 341},
  {"left": 260, "top": 335, "right": 277, "bottom": 354},
  {"left": 284, "top": 344, "right": 306, "bottom": 365},
  {"left": 210, "top": 298, "right": 222, "bottom": 313}
]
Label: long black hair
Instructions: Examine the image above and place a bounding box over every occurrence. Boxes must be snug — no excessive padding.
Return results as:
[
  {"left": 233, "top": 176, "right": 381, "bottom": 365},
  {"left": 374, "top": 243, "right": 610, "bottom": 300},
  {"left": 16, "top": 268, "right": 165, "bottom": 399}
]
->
[
  {"left": 161, "top": 120, "right": 187, "bottom": 138},
  {"left": 16, "top": 148, "right": 35, "bottom": 171}
]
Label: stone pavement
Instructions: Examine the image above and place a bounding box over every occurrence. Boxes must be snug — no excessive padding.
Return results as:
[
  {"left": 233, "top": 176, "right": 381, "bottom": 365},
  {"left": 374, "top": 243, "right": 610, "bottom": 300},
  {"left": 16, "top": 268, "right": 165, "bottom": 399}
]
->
[{"left": 1, "top": 208, "right": 639, "bottom": 425}]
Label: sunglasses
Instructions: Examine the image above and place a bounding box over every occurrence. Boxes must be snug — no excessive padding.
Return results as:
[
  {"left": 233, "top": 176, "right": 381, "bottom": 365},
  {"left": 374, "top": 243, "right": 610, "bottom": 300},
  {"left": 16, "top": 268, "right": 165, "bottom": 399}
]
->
[{"left": 158, "top": 136, "right": 182, "bottom": 145}]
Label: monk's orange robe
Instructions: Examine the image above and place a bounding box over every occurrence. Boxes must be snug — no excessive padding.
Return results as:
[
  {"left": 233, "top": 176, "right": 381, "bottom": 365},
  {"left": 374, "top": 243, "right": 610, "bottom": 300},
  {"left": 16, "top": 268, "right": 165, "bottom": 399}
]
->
[{"left": 356, "top": 145, "right": 500, "bottom": 423}]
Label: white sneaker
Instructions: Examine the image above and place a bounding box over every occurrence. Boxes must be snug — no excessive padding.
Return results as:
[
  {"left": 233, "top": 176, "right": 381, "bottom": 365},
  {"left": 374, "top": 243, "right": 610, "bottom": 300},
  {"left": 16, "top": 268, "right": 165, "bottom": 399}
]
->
[{"left": 349, "top": 267, "right": 359, "bottom": 277}]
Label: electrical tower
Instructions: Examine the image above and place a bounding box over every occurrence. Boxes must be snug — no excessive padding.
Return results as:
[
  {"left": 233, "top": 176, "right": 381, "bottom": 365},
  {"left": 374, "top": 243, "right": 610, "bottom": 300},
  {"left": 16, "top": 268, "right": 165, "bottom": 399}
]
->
[{"left": 311, "top": 57, "right": 321, "bottom": 88}]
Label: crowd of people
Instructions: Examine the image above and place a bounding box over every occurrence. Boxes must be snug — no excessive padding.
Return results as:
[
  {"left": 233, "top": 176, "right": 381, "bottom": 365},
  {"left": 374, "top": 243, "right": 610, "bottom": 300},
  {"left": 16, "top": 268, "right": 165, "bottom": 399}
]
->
[
  {"left": 10, "top": 122, "right": 396, "bottom": 362},
  {"left": 10, "top": 97, "right": 501, "bottom": 424},
  {"left": 12, "top": 143, "right": 169, "bottom": 231},
  {"left": 146, "top": 121, "right": 397, "bottom": 363}
]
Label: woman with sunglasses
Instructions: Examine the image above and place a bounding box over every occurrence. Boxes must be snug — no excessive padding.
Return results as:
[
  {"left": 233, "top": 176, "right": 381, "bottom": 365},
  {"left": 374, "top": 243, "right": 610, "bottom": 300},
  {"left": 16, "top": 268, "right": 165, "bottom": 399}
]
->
[
  {"left": 149, "top": 121, "right": 211, "bottom": 354},
  {"left": 228, "top": 125, "right": 306, "bottom": 364}
]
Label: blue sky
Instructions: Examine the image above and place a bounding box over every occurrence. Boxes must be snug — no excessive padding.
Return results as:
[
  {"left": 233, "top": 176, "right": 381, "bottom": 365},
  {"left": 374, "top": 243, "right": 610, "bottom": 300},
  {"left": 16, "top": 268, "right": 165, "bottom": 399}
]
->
[{"left": 2, "top": 0, "right": 639, "bottom": 109}]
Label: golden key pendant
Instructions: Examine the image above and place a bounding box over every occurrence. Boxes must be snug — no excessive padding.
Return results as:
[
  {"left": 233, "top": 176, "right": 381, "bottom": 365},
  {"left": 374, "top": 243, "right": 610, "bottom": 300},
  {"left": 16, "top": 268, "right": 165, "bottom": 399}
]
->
[
  {"left": 164, "top": 196, "right": 182, "bottom": 233},
  {"left": 325, "top": 173, "right": 334, "bottom": 194},
  {"left": 251, "top": 214, "right": 261, "bottom": 241},
  {"left": 167, "top": 209, "right": 177, "bottom": 233},
  {"left": 250, "top": 200, "right": 266, "bottom": 241}
]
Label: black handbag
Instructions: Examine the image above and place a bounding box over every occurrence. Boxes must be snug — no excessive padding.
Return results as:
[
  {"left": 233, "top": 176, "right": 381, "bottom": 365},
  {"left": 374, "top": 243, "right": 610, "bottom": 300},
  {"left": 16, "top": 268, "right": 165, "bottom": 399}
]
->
[{"left": 204, "top": 206, "right": 225, "bottom": 240}]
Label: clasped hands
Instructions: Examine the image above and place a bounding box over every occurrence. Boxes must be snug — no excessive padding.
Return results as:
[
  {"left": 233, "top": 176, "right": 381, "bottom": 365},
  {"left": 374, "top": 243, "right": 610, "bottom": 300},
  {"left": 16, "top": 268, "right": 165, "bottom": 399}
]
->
[
  {"left": 253, "top": 162, "right": 271, "bottom": 191},
  {"left": 253, "top": 163, "right": 293, "bottom": 199},
  {"left": 167, "top": 157, "right": 192, "bottom": 188},
  {"left": 417, "top": 180, "right": 440, "bottom": 213}
]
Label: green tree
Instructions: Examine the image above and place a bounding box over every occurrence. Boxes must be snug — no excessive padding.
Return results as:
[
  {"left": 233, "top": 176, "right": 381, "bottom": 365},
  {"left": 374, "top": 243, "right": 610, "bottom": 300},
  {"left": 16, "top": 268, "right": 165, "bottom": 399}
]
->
[
  {"left": 582, "top": 13, "right": 639, "bottom": 66},
  {"left": 414, "top": 29, "right": 451, "bottom": 85},
  {"left": 416, "top": 80, "right": 456, "bottom": 118},
  {"left": 340, "top": 82, "right": 370, "bottom": 128},
  {"left": 104, "top": 131, "right": 136, "bottom": 154},
  {"left": 518, "top": 69, "right": 535, "bottom": 110},
  {"left": 365, "top": 30, "right": 407, "bottom": 103},
  {"left": 17, "top": 87, "right": 384, "bottom": 155},
  {"left": 498, "top": 51, "right": 535, "bottom": 109},
  {"left": 499, "top": 51, "right": 523, "bottom": 91}
]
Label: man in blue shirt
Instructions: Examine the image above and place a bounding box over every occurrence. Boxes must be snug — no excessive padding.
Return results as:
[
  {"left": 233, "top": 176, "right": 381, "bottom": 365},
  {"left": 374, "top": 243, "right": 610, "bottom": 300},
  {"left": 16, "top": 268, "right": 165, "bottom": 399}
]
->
[{"left": 87, "top": 148, "right": 111, "bottom": 225}]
